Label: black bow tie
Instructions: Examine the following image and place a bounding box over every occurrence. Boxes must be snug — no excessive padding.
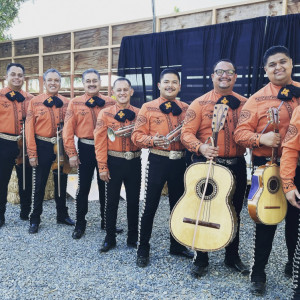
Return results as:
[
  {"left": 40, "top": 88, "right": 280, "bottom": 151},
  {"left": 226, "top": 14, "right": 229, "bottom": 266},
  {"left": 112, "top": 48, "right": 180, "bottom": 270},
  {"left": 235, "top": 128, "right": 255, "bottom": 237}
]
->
[
  {"left": 85, "top": 96, "right": 105, "bottom": 108},
  {"left": 277, "top": 84, "right": 300, "bottom": 101},
  {"left": 114, "top": 109, "right": 135, "bottom": 122},
  {"left": 216, "top": 95, "right": 241, "bottom": 110},
  {"left": 5, "top": 91, "right": 25, "bottom": 103},
  {"left": 43, "top": 96, "right": 63, "bottom": 108},
  {"left": 159, "top": 100, "right": 182, "bottom": 116}
]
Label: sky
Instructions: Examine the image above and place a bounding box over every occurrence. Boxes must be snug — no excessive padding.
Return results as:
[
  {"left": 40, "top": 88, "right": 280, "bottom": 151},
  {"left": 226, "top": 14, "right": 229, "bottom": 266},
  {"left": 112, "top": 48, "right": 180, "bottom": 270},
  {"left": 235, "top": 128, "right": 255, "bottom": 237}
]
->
[{"left": 7, "top": 0, "right": 243, "bottom": 39}]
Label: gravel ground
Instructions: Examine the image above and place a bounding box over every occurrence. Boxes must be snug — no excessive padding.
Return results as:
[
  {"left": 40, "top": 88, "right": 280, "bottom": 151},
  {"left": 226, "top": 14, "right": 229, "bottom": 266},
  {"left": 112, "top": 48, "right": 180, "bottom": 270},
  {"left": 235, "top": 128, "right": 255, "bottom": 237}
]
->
[{"left": 0, "top": 196, "right": 292, "bottom": 300}]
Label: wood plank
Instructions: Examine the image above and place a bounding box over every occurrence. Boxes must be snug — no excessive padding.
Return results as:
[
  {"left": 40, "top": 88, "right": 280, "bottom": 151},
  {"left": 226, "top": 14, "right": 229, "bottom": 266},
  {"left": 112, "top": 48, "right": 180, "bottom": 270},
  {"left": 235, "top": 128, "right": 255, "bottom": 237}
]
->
[
  {"left": 74, "top": 49, "right": 108, "bottom": 72},
  {"left": 14, "top": 38, "right": 39, "bottom": 56},
  {"left": 15, "top": 57, "right": 39, "bottom": 75},
  {"left": 0, "top": 60, "right": 12, "bottom": 77},
  {"left": 43, "top": 53, "right": 71, "bottom": 73},
  {"left": 112, "top": 21, "right": 152, "bottom": 45},
  {"left": 288, "top": 0, "right": 300, "bottom": 13},
  {"left": 0, "top": 42, "right": 12, "bottom": 58},
  {"left": 74, "top": 27, "right": 109, "bottom": 49},
  {"left": 217, "top": 0, "right": 282, "bottom": 23},
  {"left": 160, "top": 11, "right": 212, "bottom": 31},
  {"left": 112, "top": 48, "right": 120, "bottom": 70},
  {"left": 43, "top": 33, "right": 71, "bottom": 53}
]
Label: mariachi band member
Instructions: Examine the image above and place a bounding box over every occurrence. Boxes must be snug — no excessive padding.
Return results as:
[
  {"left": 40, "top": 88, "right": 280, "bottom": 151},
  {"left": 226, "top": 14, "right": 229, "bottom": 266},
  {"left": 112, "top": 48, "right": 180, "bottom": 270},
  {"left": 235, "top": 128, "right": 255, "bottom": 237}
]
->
[
  {"left": 63, "top": 68, "right": 122, "bottom": 239},
  {"left": 26, "top": 68, "right": 75, "bottom": 234},
  {"left": 131, "top": 68, "right": 193, "bottom": 268},
  {"left": 181, "top": 59, "right": 249, "bottom": 278},
  {"left": 234, "top": 46, "right": 300, "bottom": 296},
  {"left": 94, "top": 77, "right": 141, "bottom": 252},
  {"left": 0, "top": 63, "right": 33, "bottom": 226}
]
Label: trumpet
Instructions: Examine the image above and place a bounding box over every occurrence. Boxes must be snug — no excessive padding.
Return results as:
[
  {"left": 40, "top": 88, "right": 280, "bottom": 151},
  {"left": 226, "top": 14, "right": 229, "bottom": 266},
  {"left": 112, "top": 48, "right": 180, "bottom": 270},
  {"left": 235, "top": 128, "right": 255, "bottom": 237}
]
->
[
  {"left": 162, "top": 122, "right": 183, "bottom": 148},
  {"left": 107, "top": 124, "right": 135, "bottom": 142}
]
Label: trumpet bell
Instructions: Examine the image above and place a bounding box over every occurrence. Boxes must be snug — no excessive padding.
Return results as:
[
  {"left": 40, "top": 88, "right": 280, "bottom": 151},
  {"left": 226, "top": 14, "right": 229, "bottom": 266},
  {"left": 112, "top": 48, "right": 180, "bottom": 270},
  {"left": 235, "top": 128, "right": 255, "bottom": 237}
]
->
[{"left": 107, "top": 127, "right": 116, "bottom": 142}]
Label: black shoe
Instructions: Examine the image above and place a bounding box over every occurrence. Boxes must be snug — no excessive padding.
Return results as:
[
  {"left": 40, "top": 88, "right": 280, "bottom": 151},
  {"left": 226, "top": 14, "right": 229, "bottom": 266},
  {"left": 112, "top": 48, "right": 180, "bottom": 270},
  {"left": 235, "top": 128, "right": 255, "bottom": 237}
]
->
[
  {"left": 170, "top": 248, "right": 194, "bottom": 259},
  {"left": 191, "top": 264, "right": 208, "bottom": 278},
  {"left": 0, "top": 219, "right": 4, "bottom": 228},
  {"left": 72, "top": 229, "right": 85, "bottom": 239},
  {"left": 127, "top": 241, "right": 138, "bottom": 249},
  {"left": 250, "top": 281, "right": 266, "bottom": 296},
  {"left": 29, "top": 224, "right": 39, "bottom": 234},
  {"left": 100, "top": 240, "right": 116, "bottom": 253},
  {"left": 285, "top": 261, "right": 293, "bottom": 278},
  {"left": 57, "top": 217, "right": 75, "bottom": 226},
  {"left": 224, "top": 258, "right": 250, "bottom": 275},
  {"left": 136, "top": 255, "right": 149, "bottom": 268}
]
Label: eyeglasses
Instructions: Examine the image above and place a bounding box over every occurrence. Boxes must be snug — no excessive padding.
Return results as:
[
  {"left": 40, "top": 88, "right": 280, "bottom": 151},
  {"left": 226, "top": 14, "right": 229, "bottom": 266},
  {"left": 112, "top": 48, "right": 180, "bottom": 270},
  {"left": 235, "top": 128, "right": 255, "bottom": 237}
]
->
[{"left": 214, "top": 69, "right": 235, "bottom": 76}]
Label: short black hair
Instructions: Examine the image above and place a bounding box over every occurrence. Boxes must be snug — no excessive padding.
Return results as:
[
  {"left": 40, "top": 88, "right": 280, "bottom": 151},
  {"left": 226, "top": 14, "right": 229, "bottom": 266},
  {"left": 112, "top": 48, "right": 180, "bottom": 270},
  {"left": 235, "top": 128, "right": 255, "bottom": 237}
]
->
[
  {"left": 159, "top": 68, "right": 180, "bottom": 82},
  {"left": 113, "top": 77, "right": 132, "bottom": 88},
  {"left": 263, "top": 46, "right": 290, "bottom": 66},
  {"left": 6, "top": 63, "right": 25, "bottom": 74},
  {"left": 212, "top": 59, "right": 236, "bottom": 73},
  {"left": 82, "top": 68, "right": 100, "bottom": 81}
]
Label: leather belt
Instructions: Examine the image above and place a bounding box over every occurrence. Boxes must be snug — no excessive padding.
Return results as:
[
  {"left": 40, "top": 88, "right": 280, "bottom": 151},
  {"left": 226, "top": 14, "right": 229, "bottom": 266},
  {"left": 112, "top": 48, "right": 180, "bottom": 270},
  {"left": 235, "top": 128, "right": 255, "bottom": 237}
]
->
[
  {"left": 0, "top": 132, "right": 21, "bottom": 142},
  {"left": 79, "top": 138, "right": 95, "bottom": 145},
  {"left": 150, "top": 149, "right": 185, "bottom": 160},
  {"left": 108, "top": 150, "right": 141, "bottom": 160},
  {"left": 36, "top": 135, "right": 57, "bottom": 144}
]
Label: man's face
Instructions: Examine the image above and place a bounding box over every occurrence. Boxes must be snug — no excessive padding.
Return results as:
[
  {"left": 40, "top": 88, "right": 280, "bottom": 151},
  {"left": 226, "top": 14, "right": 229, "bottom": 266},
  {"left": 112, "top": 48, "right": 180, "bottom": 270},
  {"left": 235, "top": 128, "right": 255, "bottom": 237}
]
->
[
  {"left": 158, "top": 73, "right": 181, "bottom": 100},
  {"left": 44, "top": 72, "right": 61, "bottom": 95},
  {"left": 83, "top": 72, "right": 101, "bottom": 96},
  {"left": 264, "top": 53, "right": 293, "bottom": 86},
  {"left": 6, "top": 66, "right": 25, "bottom": 91},
  {"left": 113, "top": 80, "right": 133, "bottom": 107},
  {"left": 211, "top": 61, "right": 237, "bottom": 93}
]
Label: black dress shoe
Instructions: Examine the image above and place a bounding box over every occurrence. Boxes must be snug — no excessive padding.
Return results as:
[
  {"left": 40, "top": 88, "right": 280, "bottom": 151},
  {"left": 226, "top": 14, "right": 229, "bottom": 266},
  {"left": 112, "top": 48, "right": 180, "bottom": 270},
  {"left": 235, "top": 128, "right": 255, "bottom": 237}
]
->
[
  {"left": 100, "top": 240, "right": 116, "bottom": 253},
  {"left": 127, "top": 241, "right": 138, "bottom": 249},
  {"left": 57, "top": 217, "right": 75, "bottom": 226},
  {"left": 136, "top": 255, "right": 149, "bottom": 268},
  {"left": 0, "top": 219, "right": 4, "bottom": 228},
  {"left": 72, "top": 229, "right": 85, "bottom": 239},
  {"left": 29, "top": 224, "right": 39, "bottom": 234},
  {"left": 224, "top": 258, "right": 250, "bottom": 275},
  {"left": 285, "top": 261, "right": 293, "bottom": 278},
  {"left": 191, "top": 264, "right": 208, "bottom": 278},
  {"left": 116, "top": 227, "right": 124, "bottom": 234},
  {"left": 250, "top": 281, "right": 266, "bottom": 296},
  {"left": 170, "top": 248, "right": 194, "bottom": 259}
]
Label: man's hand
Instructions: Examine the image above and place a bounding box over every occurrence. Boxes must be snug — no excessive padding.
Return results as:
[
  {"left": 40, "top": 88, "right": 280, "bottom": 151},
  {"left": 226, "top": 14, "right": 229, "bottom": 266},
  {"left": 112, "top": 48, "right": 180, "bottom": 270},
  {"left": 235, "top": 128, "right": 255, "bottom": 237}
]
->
[
  {"left": 69, "top": 155, "right": 80, "bottom": 168},
  {"left": 199, "top": 144, "right": 219, "bottom": 160},
  {"left": 153, "top": 133, "right": 169, "bottom": 148},
  {"left": 285, "top": 189, "right": 300, "bottom": 209},
  {"left": 260, "top": 132, "right": 281, "bottom": 148},
  {"left": 100, "top": 171, "right": 111, "bottom": 183},
  {"left": 29, "top": 157, "right": 38, "bottom": 167}
]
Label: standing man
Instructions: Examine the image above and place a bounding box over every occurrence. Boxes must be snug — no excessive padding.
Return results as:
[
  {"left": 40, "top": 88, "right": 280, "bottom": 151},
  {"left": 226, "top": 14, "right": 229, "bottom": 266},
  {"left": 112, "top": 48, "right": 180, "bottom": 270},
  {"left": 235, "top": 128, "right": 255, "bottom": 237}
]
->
[
  {"left": 131, "top": 68, "right": 193, "bottom": 268},
  {"left": 0, "top": 63, "right": 33, "bottom": 225},
  {"left": 181, "top": 59, "right": 249, "bottom": 278},
  {"left": 94, "top": 77, "right": 141, "bottom": 252},
  {"left": 234, "top": 46, "right": 300, "bottom": 296},
  {"left": 63, "top": 68, "right": 122, "bottom": 239},
  {"left": 26, "top": 68, "right": 75, "bottom": 234}
]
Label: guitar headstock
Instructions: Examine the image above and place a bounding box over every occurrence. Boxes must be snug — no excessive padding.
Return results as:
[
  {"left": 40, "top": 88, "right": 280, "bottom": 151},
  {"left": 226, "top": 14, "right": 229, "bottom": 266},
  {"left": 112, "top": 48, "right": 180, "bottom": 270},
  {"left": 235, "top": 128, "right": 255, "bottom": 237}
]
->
[
  {"left": 267, "top": 107, "right": 279, "bottom": 131},
  {"left": 212, "top": 104, "right": 228, "bottom": 133}
]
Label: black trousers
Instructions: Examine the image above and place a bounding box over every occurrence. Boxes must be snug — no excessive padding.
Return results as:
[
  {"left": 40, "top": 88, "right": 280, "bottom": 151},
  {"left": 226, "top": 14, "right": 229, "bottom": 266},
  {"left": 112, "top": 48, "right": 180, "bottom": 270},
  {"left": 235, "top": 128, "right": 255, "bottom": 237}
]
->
[
  {"left": 193, "top": 156, "right": 247, "bottom": 266},
  {"left": 74, "top": 140, "right": 105, "bottom": 231},
  {"left": 137, "top": 152, "right": 187, "bottom": 257},
  {"left": 251, "top": 158, "right": 300, "bottom": 282},
  {"left": 105, "top": 155, "right": 141, "bottom": 243},
  {"left": 30, "top": 139, "right": 69, "bottom": 225},
  {"left": 0, "top": 137, "right": 32, "bottom": 219}
]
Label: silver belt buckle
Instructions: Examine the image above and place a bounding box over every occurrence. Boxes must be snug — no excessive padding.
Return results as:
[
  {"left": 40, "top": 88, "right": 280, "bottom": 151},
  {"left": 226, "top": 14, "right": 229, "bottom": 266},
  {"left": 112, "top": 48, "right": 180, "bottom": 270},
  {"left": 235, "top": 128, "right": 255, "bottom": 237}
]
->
[
  {"left": 124, "top": 152, "right": 134, "bottom": 160},
  {"left": 169, "top": 151, "right": 181, "bottom": 160},
  {"left": 50, "top": 137, "right": 57, "bottom": 144}
]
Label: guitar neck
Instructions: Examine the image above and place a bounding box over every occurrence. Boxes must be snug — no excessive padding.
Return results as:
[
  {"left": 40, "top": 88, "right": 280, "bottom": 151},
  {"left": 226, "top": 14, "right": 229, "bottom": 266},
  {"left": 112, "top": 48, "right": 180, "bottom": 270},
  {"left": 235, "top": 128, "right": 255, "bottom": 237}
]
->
[{"left": 271, "top": 128, "right": 279, "bottom": 164}]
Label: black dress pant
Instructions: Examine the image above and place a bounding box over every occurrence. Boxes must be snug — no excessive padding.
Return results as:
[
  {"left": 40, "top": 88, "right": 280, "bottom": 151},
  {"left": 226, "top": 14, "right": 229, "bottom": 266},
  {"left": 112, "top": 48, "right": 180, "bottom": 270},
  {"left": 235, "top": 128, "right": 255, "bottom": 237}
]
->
[
  {"left": 193, "top": 156, "right": 247, "bottom": 266},
  {"left": 251, "top": 158, "right": 300, "bottom": 282},
  {"left": 137, "top": 153, "right": 187, "bottom": 257},
  {"left": 74, "top": 140, "right": 105, "bottom": 231},
  {"left": 0, "top": 137, "right": 32, "bottom": 220},
  {"left": 105, "top": 155, "right": 141, "bottom": 244},
  {"left": 30, "top": 139, "right": 69, "bottom": 225}
]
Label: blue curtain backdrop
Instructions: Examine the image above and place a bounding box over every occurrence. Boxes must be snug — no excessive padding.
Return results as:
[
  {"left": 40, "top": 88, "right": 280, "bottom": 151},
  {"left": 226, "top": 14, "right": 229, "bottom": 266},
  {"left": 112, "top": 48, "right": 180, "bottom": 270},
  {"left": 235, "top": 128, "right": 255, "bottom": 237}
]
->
[{"left": 118, "top": 14, "right": 300, "bottom": 107}]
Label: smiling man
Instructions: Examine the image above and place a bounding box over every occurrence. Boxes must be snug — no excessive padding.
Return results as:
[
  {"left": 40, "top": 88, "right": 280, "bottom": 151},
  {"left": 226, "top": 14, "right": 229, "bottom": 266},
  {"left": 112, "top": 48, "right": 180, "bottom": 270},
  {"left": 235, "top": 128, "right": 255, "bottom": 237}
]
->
[{"left": 234, "top": 46, "right": 300, "bottom": 296}]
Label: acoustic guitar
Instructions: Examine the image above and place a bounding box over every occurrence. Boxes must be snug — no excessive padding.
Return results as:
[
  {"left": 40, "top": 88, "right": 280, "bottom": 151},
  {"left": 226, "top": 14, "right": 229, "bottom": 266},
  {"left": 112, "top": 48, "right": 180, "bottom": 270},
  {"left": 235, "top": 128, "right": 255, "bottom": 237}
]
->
[
  {"left": 248, "top": 107, "right": 287, "bottom": 225},
  {"left": 170, "top": 104, "right": 237, "bottom": 252}
]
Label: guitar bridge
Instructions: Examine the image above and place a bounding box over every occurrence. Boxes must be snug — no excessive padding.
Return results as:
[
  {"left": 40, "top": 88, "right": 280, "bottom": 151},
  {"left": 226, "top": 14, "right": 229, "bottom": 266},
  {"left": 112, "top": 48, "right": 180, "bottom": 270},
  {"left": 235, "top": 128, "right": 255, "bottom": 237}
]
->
[
  {"left": 264, "top": 206, "right": 281, "bottom": 209},
  {"left": 183, "top": 217, "right": 220, "bottom": 229}
]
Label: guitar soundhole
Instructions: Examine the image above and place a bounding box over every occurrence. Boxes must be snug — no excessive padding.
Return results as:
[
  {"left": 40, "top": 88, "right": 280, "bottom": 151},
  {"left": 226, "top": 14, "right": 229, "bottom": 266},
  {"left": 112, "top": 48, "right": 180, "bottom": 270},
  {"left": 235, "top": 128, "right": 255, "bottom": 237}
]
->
[
  {"left": 196, "top": 179, "right": 218, "bottom": 200},
  {"left": 267, "top": 176, "right": 280, "bottom": 194}
]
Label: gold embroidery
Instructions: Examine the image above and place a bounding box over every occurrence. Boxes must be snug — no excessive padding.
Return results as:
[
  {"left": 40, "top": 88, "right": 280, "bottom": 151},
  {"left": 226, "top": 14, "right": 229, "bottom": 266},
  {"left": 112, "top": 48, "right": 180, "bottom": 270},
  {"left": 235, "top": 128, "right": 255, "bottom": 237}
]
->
[
  {"left": 47, "top": 97, "right": 53, "bottom": 103},
  {"left": 221, "top": 97, "right": 229, "bottom": 105},
  {"left": 89, "top": 98, "right": 95, "bottom": 104},
  {"left": 281, "top": 88, "right": 290, "bottom": 97},
  {"left": 118, "top": 111, "right": 125, "bottom": 118},
  {"left": 165, "top": 102, "right": 171, "bottom": 109},
  {"left": 9, "top": 91, "right": 15, "bottom": 97}
]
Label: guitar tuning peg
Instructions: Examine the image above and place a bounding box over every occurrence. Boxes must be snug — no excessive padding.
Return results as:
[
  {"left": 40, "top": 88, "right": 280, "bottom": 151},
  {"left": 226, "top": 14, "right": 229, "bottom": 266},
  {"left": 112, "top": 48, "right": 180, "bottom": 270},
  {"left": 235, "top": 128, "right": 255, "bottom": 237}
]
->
[{"left": 214, "top": 114, "right": 216, "bottom": 117}]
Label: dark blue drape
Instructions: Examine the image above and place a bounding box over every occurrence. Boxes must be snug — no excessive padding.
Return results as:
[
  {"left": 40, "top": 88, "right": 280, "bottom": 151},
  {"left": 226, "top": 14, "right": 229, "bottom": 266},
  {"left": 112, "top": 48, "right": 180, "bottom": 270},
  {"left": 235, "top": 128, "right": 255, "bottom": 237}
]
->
[{"left": 118, "top": 14, "right": 300, "bottom": 107}]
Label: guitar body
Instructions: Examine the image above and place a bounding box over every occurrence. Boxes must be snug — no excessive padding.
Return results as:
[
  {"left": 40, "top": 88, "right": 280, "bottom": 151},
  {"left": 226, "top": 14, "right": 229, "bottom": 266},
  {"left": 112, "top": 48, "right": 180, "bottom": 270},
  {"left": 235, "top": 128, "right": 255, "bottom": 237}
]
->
[
  {"left": 170, "top": 162, "right": 237, "bottom": 252},
  {"left": 248, "top": 162, "right": 287, "bottom": 225}
]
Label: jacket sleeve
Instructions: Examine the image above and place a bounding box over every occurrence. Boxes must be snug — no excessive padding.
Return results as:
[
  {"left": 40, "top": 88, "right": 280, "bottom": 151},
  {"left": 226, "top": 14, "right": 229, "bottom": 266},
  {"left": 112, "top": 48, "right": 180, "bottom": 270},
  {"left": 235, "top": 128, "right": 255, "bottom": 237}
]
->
[{"left": 25, "top": 100, "right": 37, "bottom": 159}]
